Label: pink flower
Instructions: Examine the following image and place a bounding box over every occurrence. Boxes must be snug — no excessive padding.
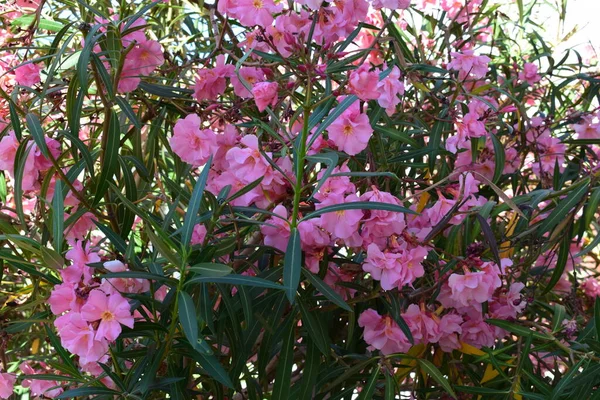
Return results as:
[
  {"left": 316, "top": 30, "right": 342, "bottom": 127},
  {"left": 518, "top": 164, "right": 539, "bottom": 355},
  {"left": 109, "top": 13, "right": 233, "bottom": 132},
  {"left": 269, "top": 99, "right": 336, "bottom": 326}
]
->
[
  {"left": 298, "top": 218, "right": 330, "bottom": 251},
  {"left": 327, "top": 100, "right": 373, "bottom": 155},
  {"left": 438, "top": 314, "right": 463, "bottom": 352},
  {"left": 518, "top": 62, "right": 541, "bottom": 85},
  {"left": 377, "top": 65, "right": 404, "bottom": 116},
  {"left": 234, "top": 0, "right": 282, "bottom": 28},
  {"left": 582, "top": 277, "right": 600, "bottom": 298},
  {"left": 0, "top": 372, "right": 15, "bottom": 399},
  {"left": 318, "top": 193, "right": 364, "bottom": 241},
  {"left": 14, "top": 62, "right": 41, "bottom": 87},
  {"left": 62, "top": 240, "right": 99, "bottom": 284},
  {"left": 170, "top": 114, "right": 217, "bottom": 166},
  {"left": 191, "top": 224, "right": 207, "bottom": 245},
  {"left": 447, "top": 265, "right": 501, "bottom": 308},
  {"left": 54, "top": 312, "right": 109, "bottom": 363},
  {"left": 460, "top": 314, "right": 495, "bottom": 348},
  {"left": 66, "top": 211, "right": 97, "bottom": 240},
  {"left": 348, "top": 64, "right": 380, "bottom": 101},
  {"left": 360, "top": 187, "right": 406, "bottom": 246},
  {"left": 81, "top": 289, "right": 134, "bottom": 341},
  {"left": 231, "top": 67, "right": 265, "bottom": 98},
  {"left": 252, "top": 81, "right": 278, "bottom": 111},
  {"left": 362, "top": 243, "right": 404, "bottom": 290},
  {"left": 194, "top": 55, "right": 234, "bottom": 101},
  {"left": 0, "top": 131, "right": 19, "bottom": 174},
  {"left": 100, "top": 260, "right": 150, "bottom": 295},
  {"left": 48, "top": 282, "right": 80, "bottom": 314},
  {"left": 448, "top": 50, "right": 491, "bottom": 79},
  {"left": 358, "top": 309, "right": 412, "bottom": 355},
  {"left": 371, "top": 0, "right": 411, "bottom": 9},
  {"left": 225, "top": 135, "right": 274, "bottom": 185},
  {"left": 260, "top": 205, "right": 291, "bottom": 252},
  {"left": 572, "top": 114, "right": 600, "bottom": 140},
  {"left": 489, "top": 282, "right": 526, "bottom": 319},
  {"left": 127, "top": 39, "right": 164, "bottom": 76},
  {"left": 19, "top": 363, "right": 63, "bottom": 398}
]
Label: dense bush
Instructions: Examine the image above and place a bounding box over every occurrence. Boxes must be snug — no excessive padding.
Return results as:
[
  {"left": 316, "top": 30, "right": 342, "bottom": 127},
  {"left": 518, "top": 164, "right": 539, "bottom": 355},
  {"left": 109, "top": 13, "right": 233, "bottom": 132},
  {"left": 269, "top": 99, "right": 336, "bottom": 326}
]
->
[{"left": 0, "top": 0, "right": 600, "bottom": 398}]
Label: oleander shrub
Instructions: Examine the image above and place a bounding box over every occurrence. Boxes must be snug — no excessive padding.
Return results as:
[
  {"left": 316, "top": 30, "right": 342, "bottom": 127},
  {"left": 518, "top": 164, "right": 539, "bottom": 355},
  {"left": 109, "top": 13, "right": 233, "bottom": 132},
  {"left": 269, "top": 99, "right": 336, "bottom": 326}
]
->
[{"left": 0, "top": 0, "right": 600, "bottom": 398}]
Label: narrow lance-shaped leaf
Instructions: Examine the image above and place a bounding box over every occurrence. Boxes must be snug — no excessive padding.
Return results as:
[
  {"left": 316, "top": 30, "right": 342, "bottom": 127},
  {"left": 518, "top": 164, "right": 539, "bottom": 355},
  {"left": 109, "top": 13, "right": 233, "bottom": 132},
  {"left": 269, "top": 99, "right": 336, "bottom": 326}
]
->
[
  {"left": 358, "top": 364, "right": 381, "bottom": 400},
  {"left": 301, "top": 201, "right": 415, "bottom": 222},
  {"left": 417, "top": 359, "right": 457, "bottom": 399},
  {"left": 283, "top": 228, "right": 302, "bottom": 303},
  {"left": 52, "top": 180, "right": 64, "bottom": 252},
  {"left": 271, "top": 317, "right": 296, "bottom": 400},
  {"left": 93, "top": 110, "right": 121, "bottom": 205},
  {"left": 178, "top": 291, "right": 198, "bottom": 350},
  {"left": 538, "top": 178, "right": 590, "bottom": 234},
  {"left": 182, "top": 157, "right": 212, "bottom": 253}
]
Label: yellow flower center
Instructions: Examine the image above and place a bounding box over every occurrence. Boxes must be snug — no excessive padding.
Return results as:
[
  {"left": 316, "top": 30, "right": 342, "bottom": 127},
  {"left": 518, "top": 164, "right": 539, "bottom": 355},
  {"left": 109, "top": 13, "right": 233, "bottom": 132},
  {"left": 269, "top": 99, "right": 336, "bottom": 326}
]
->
[{"left": 101, "top": 310, "right": 115, "bottom": 322}]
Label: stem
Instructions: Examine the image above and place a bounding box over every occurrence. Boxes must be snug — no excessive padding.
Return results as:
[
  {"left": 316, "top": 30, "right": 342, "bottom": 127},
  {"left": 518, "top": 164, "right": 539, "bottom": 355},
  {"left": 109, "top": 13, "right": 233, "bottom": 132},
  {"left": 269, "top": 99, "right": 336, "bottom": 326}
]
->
[{"left": 290, "top": 74, "right": 312, "bottom": 228}]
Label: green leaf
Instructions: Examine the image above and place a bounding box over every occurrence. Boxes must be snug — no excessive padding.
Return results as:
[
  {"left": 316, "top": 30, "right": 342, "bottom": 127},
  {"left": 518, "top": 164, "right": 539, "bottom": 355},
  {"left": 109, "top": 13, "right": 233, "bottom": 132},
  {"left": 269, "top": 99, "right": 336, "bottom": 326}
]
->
[
  {"left": 298, "top": 338, "right": 321, "bottom": 400},
  {"left": 302, "top": 268, "right": 352, "bottom": 311},
  {"left": 52, "top": 180, "right": 64, "bottom": 252},
  {"left": 583, "top": 187, "right": 600, "bottom": 229},
  {"left": 187, "top": 347, "right": 234, "bottom": 388},
  {"left": 373, "top": 125, "right": 419, "bottom": 147},
  {"left": 115, "top": 96, "right": 142, "bottom": 130},
  {"left": 283, "top": 228, "right": 302, "bottom": 304},
  {"left": 56, "top": 387, "right": 121, "bottom": 398},
  {"left": 490, "top": 133, "right": 506, "bottom": 184},
  {"left": 301, "top": 201, "right": 415, "bottom": 222},
  {"left": 185, "top": 275, "right": 285, "bottom": 290},
  {"left": 298, "top": 299, "right": 329, "bottom": 356},
  {"left": 538, "top": 178, "right": 589, "bottom": 234},
  {"left": 306, "top": 152, "right": 338, "bottom": 199},
  {"left": 93, "top": 110, "right": 121, "bottom": 205},
  {"left": 475, "top": 214, "right": 501, "bottom": 267},
  {"left": 486, "top": 319, "right": 552, "bottom": 340},
  {"left": 543, "top": 234, "right": 571, "bottom": 295},
  {"left": 417, "top": 359, "right": 457, "bottom": 399},
  {"left": 358, "top": 364, "right": 381, "bottom": 400},
  {"left": 182, "top": 158, "right": 212, "bottom": 251},
  {"left": 11, "top": 15, "right": 65, "bottom": 32},
  {"left": 189, "top": 263, "right": 233, "bottom": 277},
  {"left": 549, "top": 358, "right": 585, "bottom": 400},
  {"left": 272, "top": 317, "right": 296, "bottom": 400},
  {"left": 178, "top": 291, "right": 199, "bottom": 351},
  {"left": 26, "top": 113, "right": 49, "bottom": 159}
]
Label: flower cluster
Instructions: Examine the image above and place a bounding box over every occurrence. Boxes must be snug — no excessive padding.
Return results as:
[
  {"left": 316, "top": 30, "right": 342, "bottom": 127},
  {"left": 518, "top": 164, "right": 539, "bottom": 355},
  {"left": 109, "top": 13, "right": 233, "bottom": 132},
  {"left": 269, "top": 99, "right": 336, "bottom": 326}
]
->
[{"left": 0, "top": 0, "right": 599, "bottom": 398}]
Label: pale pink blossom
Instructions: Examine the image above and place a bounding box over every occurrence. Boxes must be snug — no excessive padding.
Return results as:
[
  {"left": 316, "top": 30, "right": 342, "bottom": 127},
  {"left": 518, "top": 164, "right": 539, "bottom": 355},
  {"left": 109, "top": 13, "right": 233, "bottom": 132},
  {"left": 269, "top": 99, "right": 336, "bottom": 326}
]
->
[
  {"left": 448, "top": 50, "right": 491, "bottom": 79},
  {"left": 0, "top": 372, "right": 15, "bottom": 399},
  {"left": 170, "top": 114, "right": 217, "bottom": 166},
  {"left": 371, "top": 0, "right": 411, "bottom": 9},
  {"left": 362, "top": 243, "right": 404, "bottom": 290},
  {"left": 62, "top": 240, "right": 99, "bottom": 284},
  {"left": 252, "top": 81, "right": 278, "bottom": 111},
  {"left": 376, "top": 65, "right": 404, "bottom": 116},
  {"left": 583, "top": 277, "right": 600, "bottom": 298},
  {"left": 348, "top": 63, "right": 380, "bottom": 101},
  {"left": 358, "top": 309, "right": 412, "bottom": 354},
  {"left": 194, "top": 55, "right": 234, "bottom": 101},
  {"left": 54, "top": 312, "right": 109, "bottom": 363},
  {"left": 14, "top": 62, "right": 41, "bottom": 86},
  {"left": 81, "top": 289, "right": 134, "bottom": 341},
  {"left": 260, "top": 205, "right": 291, "bottom": 252},
  {"left": 518, "top": 62, "right": 541, "bottom": 85},
  {"left": 318, "top": 193, "right": 364, "bottom": 241},
  {"left": 327, "top": 100, "right": 373, "bottom": 155}
]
